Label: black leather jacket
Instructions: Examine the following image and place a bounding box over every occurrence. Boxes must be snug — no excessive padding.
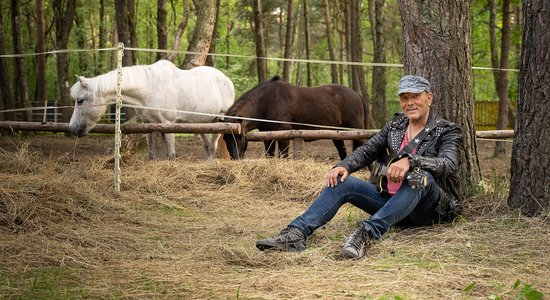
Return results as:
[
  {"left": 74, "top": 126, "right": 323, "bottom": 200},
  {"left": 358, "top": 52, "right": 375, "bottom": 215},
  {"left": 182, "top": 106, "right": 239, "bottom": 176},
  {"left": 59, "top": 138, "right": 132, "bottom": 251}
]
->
[{"left": 336, "top": 112, "right": 462, "bottom": 220}]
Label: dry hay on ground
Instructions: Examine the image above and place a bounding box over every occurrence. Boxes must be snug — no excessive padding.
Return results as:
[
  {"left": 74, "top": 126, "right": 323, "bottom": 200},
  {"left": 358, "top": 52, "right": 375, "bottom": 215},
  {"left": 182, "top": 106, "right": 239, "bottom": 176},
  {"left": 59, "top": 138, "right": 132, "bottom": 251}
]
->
[{"left": 0, "top": 136, "right": 548, "bottom": 299}]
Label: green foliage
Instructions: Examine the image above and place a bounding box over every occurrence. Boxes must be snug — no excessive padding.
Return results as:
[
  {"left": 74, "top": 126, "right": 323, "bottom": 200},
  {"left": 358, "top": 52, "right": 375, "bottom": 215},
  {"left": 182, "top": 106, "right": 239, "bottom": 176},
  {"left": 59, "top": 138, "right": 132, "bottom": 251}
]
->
[
  {"left": 463, "top": 279, "right": 544, "bottom": 300},
  {"left": 0, "top": 0, "right": 523, "bottom": 119}
]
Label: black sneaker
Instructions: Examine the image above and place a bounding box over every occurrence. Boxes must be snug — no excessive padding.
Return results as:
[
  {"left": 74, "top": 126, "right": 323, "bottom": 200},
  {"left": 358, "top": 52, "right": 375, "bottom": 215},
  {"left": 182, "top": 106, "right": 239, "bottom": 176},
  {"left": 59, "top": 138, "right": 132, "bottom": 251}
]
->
[
  {"left": 256, "top": 226, "right": 307, "bottom": 252},
  {"left": 341, "top": 226, "right": 371, "bottom": 259}
]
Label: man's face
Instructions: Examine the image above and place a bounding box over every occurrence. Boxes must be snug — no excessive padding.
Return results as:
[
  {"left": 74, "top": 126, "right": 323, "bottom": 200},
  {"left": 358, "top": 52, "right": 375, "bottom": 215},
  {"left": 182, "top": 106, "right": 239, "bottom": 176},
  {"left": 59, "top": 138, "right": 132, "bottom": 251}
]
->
[{"left": 399, "top": 92, "right": 433, "bottom": 123}]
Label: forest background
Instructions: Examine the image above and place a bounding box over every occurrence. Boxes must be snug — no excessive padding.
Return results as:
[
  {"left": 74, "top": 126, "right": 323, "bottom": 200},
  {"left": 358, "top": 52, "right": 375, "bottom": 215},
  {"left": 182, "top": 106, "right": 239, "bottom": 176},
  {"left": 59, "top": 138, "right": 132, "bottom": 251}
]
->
[{"left": 0, "top": 0, "right": 520, "bottom": 130}]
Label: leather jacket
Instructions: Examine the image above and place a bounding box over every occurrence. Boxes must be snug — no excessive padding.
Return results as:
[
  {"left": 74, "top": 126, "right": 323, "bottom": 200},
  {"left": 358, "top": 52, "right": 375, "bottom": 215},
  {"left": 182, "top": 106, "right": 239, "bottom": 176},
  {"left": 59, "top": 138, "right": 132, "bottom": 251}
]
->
[{"left": 336, "top": 112, "right": 462, "bottom": 220}]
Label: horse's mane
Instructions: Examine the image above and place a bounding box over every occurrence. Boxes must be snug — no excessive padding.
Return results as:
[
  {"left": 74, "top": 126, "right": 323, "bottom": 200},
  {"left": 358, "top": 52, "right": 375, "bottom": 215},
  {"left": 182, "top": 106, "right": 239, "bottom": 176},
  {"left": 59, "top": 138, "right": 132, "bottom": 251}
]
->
[
  {"left": 226, "top": 75, "right": 283, "bottom": 116},
  {"left": 90, "top": 60, "right": 179, "bottom": 95}
]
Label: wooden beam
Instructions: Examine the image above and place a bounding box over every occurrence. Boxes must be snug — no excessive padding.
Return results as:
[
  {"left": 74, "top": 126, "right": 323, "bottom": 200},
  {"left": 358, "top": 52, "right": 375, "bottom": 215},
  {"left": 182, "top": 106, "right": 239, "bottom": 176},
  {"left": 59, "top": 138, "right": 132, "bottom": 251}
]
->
[
  {"left": 247, "top": 129, "right": 515, "bottom": 140},
  {"left": 475, "top": 130, "right": 514, "bottom": 139},
  {"left": 0, "top": 121, "right": 241, "bottom": 134},
  {"left": 0, "top": 121, "right": 515, "bottom": 139},
  {"left": 246, "top": 129, "right": 380, "bottom": 141}
]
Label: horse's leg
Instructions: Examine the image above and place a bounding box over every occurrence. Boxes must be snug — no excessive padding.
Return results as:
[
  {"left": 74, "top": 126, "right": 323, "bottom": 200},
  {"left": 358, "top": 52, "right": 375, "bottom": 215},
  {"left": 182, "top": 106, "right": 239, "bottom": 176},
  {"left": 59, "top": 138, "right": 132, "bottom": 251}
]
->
[
  {"left": 278, "top": 139, "right": 291, "bottom": 158},
  {"left": 209, "top": 133, "right": 222, "bottom": 159},
  {"left": 147, "top": 132, "right": 166, "bottom": 160},
  {"left": 164, "top": 133, "right": 176, "bottom": 160},
  {"left": 146, "top": 133, "right": 155, "bottom": 160},
  {"left": 199, "top": 133, "right": 214, "bottom": 159},
  {"left": 352, "top": 139, "right": 365, "bottom": 150},
  {"left": 332, "top": 139, "right": 348, "bottom": 160},
  {"left": 264, "top": 140, "right": 276, "bottom": 157}
]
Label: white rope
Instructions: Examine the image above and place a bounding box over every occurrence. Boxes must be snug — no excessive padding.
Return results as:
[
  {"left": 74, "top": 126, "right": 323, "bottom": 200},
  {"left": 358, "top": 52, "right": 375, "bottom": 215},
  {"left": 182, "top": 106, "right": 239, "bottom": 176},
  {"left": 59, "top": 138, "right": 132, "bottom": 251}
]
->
[
  {"left": 114, "top": 43, "right": 124, "bottom": 193},
  {"left": 121, "top": 103, "right": 364, "bottom": 131},
  {"left": 0, "top": 47, "right": 117, "bottom": 58},
  {"left": 0, "top": 46, "right": 519, "bottom": 72}
]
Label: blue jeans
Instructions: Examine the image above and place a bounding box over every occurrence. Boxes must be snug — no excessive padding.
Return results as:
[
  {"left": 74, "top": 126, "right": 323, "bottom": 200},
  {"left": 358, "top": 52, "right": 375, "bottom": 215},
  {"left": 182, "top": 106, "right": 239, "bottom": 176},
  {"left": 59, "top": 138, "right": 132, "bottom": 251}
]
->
[{"left": 289, "top": 174, "right": 441, "bottom": 240}]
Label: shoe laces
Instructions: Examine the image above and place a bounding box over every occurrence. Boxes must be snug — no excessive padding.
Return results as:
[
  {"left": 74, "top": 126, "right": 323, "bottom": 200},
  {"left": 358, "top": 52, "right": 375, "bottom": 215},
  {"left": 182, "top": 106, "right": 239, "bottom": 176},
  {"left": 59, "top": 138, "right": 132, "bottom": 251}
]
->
[
  {"left": 347, "top": 227, "right": 369, "bottom": 250},
  {"left": 277, "top": 227, "right": 303, "bottom": 241}
]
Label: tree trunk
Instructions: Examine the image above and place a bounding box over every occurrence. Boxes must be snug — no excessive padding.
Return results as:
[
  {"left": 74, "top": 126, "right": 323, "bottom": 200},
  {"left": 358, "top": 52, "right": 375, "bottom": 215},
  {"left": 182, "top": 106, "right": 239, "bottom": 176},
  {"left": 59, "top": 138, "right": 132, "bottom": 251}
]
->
[
  {"left": 508, "top": 0, "right": 550, "bottom": 216},
  {"left": 399, "top": 0, "right": 481, "bottom": 193},
  {"left": 182, "top": 0, "right": 216, "bottom": 69},
  {"left": 167, "top": 0, "right": 189, "bottom": 63},
  {"left": 128, "top": 0, "right": 138, "bottom": 64},
  {"left": 98, "top": 0, "right": 107, "bottom": 73},
  {"left": 11, "top": 0, "right": 32, "bottom": 123},
  {"left": 252, "top": 0, "right": 267, "bottom": 82},
  {"left": 115, "top": 0, "right": 137, "bottom": 121},
  {"left": 343, "top": 1, "right": 353, "bottom": 88},
  {"left": 157, "top": 0, "right": 168, "bottom": 61},
  {"left": 224, "top": 9, "right": 233, "bottom": 68},
  {"left": 350, "top": 0, "right": 374, "bottom": 129},
  {"left": 53, "top": 0, "right": 76, "bottom": 124},
  {"left": 205, "top": 0, "right": 220, "bottom": 67},
  {"left": 74, "top": 8, "right": 88, "bottom": 72},
  {"left": 282, "top": 0, "right": 294, "bottom": 81},
  {"left": 115, "top": 0, "right": 134, "bottom": 66},
  {"left": 369, "top": 0, "right": 388, "bottom": 128},
  {"left": 302, "top": 0, "right": 312, "bottom": 87},
  {"left": 322, "top": 0, "right": 338, "bottom": 84},
  {"left": 494, "top": 0, "right": 512, "bottom": 157},
  {"left": 0, "top": 6, "right": 14, "bottom": 121},
  {"left": 35, "top": 0, "right": 47, "bottom": 122}
]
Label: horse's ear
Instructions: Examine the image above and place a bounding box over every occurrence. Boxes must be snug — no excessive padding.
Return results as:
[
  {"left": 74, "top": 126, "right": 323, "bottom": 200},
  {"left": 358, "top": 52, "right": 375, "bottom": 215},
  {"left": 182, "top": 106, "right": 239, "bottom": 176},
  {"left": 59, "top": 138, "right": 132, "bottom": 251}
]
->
[
  {"left": 271, "top": 75, "right": 282, "bottom": 82},
  {"left": 76, "top": 75, "right": 89, "bottom": 88}
]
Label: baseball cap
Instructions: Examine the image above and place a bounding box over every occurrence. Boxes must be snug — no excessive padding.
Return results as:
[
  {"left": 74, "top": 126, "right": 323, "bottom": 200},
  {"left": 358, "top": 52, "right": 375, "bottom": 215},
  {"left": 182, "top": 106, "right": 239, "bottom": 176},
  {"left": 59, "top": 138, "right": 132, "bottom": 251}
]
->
[{"left": 397, "top": 75, "right": 431, "bottom": 96}]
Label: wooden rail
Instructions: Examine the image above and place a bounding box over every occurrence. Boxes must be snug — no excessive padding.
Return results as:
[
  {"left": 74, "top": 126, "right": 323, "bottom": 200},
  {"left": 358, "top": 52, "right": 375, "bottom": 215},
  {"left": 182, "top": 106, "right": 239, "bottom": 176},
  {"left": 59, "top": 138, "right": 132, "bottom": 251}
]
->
[
  {"left": 0, "top": 121, "right": 241, "bottom": 134},
  {"left": 0, "top": 121, "right": 515, "bottom": 139},
  {"left": 246, "top": 129, "right": 515, "bottom": 140}
]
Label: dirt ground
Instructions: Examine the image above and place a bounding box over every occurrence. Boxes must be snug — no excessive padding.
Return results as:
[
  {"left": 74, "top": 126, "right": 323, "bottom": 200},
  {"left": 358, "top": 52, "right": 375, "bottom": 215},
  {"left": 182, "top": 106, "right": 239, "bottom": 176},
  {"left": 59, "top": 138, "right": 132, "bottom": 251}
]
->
[{"left": 0, "top": 133, "right": 512, "bottom": 177}]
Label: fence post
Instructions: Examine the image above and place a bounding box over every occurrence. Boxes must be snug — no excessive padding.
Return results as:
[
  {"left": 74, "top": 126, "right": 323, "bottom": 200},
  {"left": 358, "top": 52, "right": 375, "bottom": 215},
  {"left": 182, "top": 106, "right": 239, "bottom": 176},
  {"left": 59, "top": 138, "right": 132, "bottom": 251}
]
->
[{"left": 114, "top": 43, "right": 124, "bottom": 193}]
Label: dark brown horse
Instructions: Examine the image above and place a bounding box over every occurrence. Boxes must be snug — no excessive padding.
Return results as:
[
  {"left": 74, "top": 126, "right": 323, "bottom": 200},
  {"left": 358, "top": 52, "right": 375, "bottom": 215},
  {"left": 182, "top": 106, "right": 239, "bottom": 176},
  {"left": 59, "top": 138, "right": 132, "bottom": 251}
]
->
[{"left": 223, "top": 76, "right": 365, "bottom": 159}]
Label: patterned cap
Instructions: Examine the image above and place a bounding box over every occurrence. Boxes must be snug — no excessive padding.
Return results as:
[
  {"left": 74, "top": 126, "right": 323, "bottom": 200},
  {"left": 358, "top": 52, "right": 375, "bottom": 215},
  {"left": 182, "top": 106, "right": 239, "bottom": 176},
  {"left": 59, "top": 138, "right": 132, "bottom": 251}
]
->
[{"left": 397, "top": 75, "right": 431, "bottom": 96}]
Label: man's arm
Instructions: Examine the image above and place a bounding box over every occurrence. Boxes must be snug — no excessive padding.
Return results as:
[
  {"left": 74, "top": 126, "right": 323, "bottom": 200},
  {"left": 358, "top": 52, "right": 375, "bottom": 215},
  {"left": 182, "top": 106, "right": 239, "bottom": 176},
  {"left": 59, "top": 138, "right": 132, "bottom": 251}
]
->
[
  {"left": 408, "top": 124, "right": 462, "bottom": 177},
  {"left": 335, "top": 121, "right": 392, "bottom": 173}
]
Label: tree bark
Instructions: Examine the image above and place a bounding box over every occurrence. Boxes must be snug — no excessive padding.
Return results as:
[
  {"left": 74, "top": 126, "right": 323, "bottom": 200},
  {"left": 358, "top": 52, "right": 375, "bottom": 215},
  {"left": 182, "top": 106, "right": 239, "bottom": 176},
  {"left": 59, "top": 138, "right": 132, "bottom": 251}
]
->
[
  {"left": 182, "top": 0, "right": 216, "bottom": 69},
  {"left": 322, "top": 0, "right": 338, "bottom": 84},
  {"left": 302, "top": 0, "right": 312, "bottom": 87},
  {"left": 350, "top": 0, "right": 374, "bottom": 128},
  {"left": 53, "top": 0, "right": 76, "bottom": 124},
  {"left": 167, "top": 0, "right": 189, "bottom": 62},
  {"left": 35, "top": 0, "right": 47, "bottom": 123},
  {"left": 398, "top": 0, "right": 481, "bottom": 193},
  {"left": 508, "top": 0, "right": 550, "bottom": 216},
  {"left": 11, "top": 0, "right": 32, "bottom": 122},
  {"left": 98, "top": 0, "right": 107, "bottom": 73},
  {"left": 494, "top": 0, "right": 512, "bottom": 157},
  {"left": 0, "top": 6, "right": 14, "bottom": 121},
  {"left": 128, "top": 0, "right": 138, "bottom": 64},
  {"left": 252, "top": 0, "right": 267, "bottom": 82},
  {"left": 205, "top": 0, "right": 221, "bottom": 67},
  {"left": 115, "top": 0, "right": 137, "bottom": 121},
  {"left": 74, "top": 8, "right": 88, "bottom": 71},
  {"left": 115, "top": 0, "right": 134, "bottom": 66},
  {"left": 282, "top": 0, "right": 294, "bottom": 81},
  {"left": 157, "top": 0, "right": 168, "bottom": 61},
  {"left": 369, "top": 0, "right": 388, "bottom": 128}
]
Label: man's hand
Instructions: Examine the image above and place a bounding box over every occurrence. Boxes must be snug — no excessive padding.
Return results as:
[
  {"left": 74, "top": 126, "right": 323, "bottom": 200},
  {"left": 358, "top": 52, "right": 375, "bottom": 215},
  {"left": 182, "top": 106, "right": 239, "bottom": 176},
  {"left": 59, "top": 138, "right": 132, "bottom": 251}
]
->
[
  {"left": 325, "top": 166, "right": 349, "bottom": 187},
  {"left": 386, "top": 157, "right": 410, "bottom": 183}
]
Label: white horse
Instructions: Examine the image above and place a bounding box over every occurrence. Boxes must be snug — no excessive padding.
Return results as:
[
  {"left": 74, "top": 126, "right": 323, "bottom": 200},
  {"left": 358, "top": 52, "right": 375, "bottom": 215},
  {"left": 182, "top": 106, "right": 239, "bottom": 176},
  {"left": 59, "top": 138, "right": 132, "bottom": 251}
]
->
[{"left": 69, "top": 60, "right": 235, "bottom": 160}]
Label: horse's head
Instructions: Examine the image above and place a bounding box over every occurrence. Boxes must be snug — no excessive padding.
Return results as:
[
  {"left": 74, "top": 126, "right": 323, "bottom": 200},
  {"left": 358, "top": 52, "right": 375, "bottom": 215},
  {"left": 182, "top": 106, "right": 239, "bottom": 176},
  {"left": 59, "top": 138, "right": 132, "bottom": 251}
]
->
[
  {"left": 69, "top": 75, "right": 109, "bottom": 137},
  {"left": 221, "top": 114, "right": 248, "bottom": 159}
]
